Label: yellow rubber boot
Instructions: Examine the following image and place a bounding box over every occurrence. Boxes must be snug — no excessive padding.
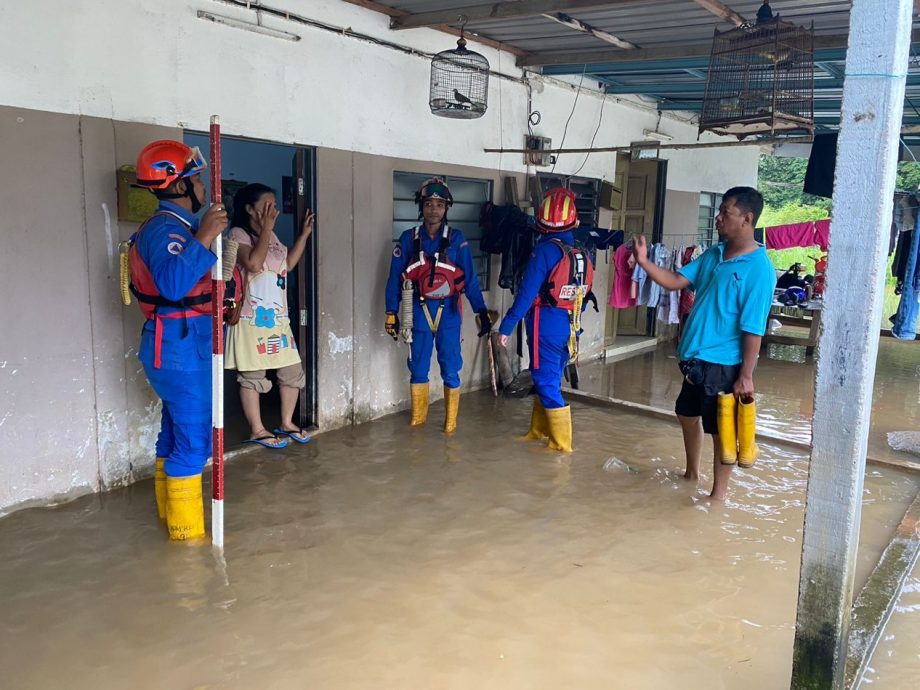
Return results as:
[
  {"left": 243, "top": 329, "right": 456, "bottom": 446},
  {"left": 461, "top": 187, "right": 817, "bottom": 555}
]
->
[
  {"left": 737, "top": 395, "right": 760, "bottom": 468},
  {"left": 410, "top": 383, "right": 429, "bottom": 426},
  {"left": 165, "top": 475, "right": 205, "bottom": 542},
  {"left": 155, "top": 457, "right": 167, "bottom": 521},
  {"left": 521, "top": 397, "right": 548, "bottom": 441},
  {"left": 716, "top": 392, "right": 738, "bottom": 465},
  {"left": 443, "top": 385, "right": 460, "bottom": 434},
  {"left": 544, "top": 405, "right": 573, "bottom": 453}
]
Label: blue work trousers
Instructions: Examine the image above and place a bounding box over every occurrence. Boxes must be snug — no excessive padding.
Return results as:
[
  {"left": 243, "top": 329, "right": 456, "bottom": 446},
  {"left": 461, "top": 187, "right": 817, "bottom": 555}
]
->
[
  {"left": 408, "top": 324, "right": 463, "bottom": 388},
  {"left": 526, "top": 316, "right": 569, "bottom": 409},
  {"left": 144, "top": 364, "right": 212, "bottom": 477}
]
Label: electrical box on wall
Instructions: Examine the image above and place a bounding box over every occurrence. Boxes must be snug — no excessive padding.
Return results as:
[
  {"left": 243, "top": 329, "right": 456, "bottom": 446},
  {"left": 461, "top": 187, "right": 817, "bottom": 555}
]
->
[
  {"left": 524, "top": 135, "right": 554, "bottom": 167},
  {"left": 599, "top": 181, "right": 622, "bottom": 211}
]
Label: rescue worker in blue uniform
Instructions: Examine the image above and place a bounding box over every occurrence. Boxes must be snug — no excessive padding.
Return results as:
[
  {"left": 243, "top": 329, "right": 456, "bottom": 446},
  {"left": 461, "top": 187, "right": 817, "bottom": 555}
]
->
[
  {"left": 130, "top": 140, "right": 227, "bottom": 541},
  {"left": 498, "top": 188, "right": 594, "bottom": 452},
  {"left": 385, "top": 177, "right": 491, "bottom": 432}
]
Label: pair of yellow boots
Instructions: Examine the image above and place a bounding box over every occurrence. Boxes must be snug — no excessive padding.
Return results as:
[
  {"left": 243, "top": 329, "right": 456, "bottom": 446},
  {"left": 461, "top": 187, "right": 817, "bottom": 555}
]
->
[
  {"left": 716, "top": 393, "right": 759, "bottom": 468},
  {"left": 522, "top": 398, "right": 573, "bottom": 453},
  {"left": 410, "top": 383, "right": 460, "bottom": 433},
  {"left": 155, "top": 459, "right": 205, "bottom": 541}
]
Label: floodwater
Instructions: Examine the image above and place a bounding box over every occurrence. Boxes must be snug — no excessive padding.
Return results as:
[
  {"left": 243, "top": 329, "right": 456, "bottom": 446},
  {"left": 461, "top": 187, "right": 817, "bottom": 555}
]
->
[
  {"left": 1, "top": 392, "right": 919, "bottom": 689},
  {"left": 576, "top": 337, "right": 920, "bottom": 688},
  {"left": 577, "top": 335, "right": 920, "bottom": 466}
]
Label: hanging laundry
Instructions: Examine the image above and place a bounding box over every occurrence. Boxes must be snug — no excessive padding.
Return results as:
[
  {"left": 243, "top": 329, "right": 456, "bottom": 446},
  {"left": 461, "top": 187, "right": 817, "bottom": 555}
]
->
[
  {"left": 633, "top": 259, "right": 648, "bottom": 306},
  {"left": 643, "top": 243, "right": 670, "bottom": 308},
  {"left": 609, "top": 242, "right": 637, "bottom": 308},
  {"left": 891, "top": 211, "right": 920, "bottom": 339},
  {"left": 814, "top": 219, "right": 831, "bottom": 251},
  {"left": 766, "top": 221, "right": 817, "bottom": 250},
  {"left": 678, "top": 245, "right": 697, "bottom": 320}
]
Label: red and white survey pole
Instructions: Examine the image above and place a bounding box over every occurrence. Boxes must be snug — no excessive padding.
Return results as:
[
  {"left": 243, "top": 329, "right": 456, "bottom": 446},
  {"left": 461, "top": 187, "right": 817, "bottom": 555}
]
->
[{"left": 209, "top": 114, "right": 226, "bottom": 548}]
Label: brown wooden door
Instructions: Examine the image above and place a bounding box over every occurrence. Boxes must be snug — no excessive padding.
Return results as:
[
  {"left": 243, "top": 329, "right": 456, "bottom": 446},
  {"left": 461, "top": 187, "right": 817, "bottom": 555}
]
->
[{"left": 615, "top": 160, "right": 660, "bottom": 336}]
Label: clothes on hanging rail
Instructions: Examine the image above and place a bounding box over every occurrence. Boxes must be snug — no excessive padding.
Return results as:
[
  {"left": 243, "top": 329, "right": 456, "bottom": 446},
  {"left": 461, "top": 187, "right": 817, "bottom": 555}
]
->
[
  {"left": 644, "top": 243, "right": 670, "bottom": 308},
  {"left": 609, "top": 242, "right": 636, "bottom": 308},
  {"left": 892, "top": 210, "right": 920, "bottom": 339},
  {"left": 762, "top": 218, "right": 831, "bottom": 251}
]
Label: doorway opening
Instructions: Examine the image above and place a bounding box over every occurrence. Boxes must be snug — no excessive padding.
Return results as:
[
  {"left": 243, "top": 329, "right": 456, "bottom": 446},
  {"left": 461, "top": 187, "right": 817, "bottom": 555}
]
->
[
  {"left": 605, "top": 155, "right": 668, "bottom": 355},
  {"left": 183, "top": 133, "right": 318, "bottom": 447}
]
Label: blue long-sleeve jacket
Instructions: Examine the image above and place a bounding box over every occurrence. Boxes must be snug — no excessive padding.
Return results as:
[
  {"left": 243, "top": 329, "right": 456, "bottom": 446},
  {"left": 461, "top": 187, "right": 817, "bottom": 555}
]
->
[
  {"left": 499, "top": 231, "right": 575, "bottom": 338},
  {"left": 136, "top": 201, "right": 216, "bottom": 371},
  {"left": 385, "top": 223, "right": 487, "bottom": 327}
]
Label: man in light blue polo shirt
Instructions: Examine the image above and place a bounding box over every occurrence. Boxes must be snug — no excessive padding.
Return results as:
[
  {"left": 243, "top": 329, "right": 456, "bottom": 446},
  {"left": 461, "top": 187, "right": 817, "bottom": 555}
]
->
[{"left": 633, "top": 187, "right": 775, "bottom": 500}]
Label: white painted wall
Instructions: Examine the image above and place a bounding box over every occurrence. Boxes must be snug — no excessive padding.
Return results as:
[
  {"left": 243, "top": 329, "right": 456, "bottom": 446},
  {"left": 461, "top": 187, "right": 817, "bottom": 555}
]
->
[
  {"left": 0, "top": 0, "right": 761, "bottom": 514},
  {"left": 0, "top": 0, "right": 757, "bottom": 190}
]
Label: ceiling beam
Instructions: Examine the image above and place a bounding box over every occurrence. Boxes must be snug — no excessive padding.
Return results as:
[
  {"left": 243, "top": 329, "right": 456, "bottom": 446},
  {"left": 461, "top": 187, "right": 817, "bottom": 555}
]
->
[
  {"left": 541, "top": 12, "right": 639, "bottom": 49},
  {"left": 390, "top": 1, "right": 633, "bottom": 31},
  {"left": 691, "top": 0, "right": 746, "bottom": 27},
  {"left": 519, "top": 29, "right": 920, "bottom": 66},
  {"left": 340, "top": 0, "right": 528, "bottom": 55}
]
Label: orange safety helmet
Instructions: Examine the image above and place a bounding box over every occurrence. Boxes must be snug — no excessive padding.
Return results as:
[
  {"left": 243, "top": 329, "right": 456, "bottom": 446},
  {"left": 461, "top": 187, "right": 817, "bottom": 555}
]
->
[
  {"left": 135, "top": 140, "right": 207, "bottom": 190},
  {"left": 537, "top": 187, "right": 579, "bottom": 233}
]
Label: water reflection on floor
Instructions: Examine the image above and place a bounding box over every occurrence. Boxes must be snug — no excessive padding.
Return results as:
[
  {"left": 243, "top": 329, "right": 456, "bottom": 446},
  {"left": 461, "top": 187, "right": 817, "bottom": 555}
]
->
[
  {"left": 0, "top": 392, "right": 918, "bottom": 689},
  {"left": 576, "top": 337, "right": 920, "bottom": 688},
  {"left": 576, "top": 337, "right": 920, "bottom": 464}
]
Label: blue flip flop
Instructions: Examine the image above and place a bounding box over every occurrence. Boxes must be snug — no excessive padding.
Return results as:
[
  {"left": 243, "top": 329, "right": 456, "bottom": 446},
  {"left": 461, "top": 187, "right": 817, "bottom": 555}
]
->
[
  {"left": 243, "top": 434, "right": 289, "bottom": 449},
  {"left": 274, "top": 427, "right": 312, "bottom": 444}
]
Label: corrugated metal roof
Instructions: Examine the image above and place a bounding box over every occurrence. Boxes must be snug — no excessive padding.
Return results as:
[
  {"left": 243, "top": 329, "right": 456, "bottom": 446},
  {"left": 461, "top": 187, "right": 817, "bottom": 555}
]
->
[{"left": 366, "top": 1, "right": 920, "bottom": 133}]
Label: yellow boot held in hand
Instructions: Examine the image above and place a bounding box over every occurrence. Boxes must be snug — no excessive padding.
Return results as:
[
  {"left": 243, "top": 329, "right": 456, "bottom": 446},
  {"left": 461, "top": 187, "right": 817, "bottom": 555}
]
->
[
  {"left": 737, "top": 395, "right": 760, "bottom": 468},
  {"left": 443, "top": 385, "right": 460, "bottom": 434},
  {"left": 410, "top": 383, "right": 429, "bottom": 426},
  {"left": 166, "top": 475, "right": 205, "bottom": 542},
  {"left": 716, "top": 392, "right": 738, "bottom": 465},
  {"left": 522, "top": 397, "right": 549, "bottom": 441},
  {"left": 155, "top": 457, "right": 167, "bottom": 521},
  {"left": 544, "top": 405, "right": 573, "bottom": 453}
]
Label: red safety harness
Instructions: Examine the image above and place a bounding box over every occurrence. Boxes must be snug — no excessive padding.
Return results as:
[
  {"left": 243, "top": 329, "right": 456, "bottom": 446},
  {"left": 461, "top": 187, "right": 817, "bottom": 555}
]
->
[
  {"left": 128, "top": 211, "right": 211, "bottom": 368},
  {"left": 401, "top": 225, "right": 466, "bottom": 332},
  {"left": 530, "top": 239, "right": 594, "bottom": 368}
]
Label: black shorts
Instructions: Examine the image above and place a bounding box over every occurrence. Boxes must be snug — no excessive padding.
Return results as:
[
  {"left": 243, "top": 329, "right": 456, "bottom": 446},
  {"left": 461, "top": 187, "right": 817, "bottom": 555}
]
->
[{"left": 674, "top": 360, "right": 741, "bottom": 434}]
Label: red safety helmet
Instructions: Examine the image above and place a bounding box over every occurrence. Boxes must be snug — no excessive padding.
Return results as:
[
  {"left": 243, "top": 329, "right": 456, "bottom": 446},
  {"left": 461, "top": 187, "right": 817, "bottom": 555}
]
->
[
  {"left": 537, "top": 187, "right": 579, "bottom": 233},
  {"left": 135, "top": 140, "right": 207, "bottom": 190}
]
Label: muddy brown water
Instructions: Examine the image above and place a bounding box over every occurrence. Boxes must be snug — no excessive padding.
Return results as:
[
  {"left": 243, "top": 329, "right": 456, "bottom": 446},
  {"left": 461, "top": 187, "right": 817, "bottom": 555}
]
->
[
  {"left": 0, "top": 375, "right": 918, "bottom": 687},
  {"left": 577, "top": 338, "right": 920, "bottom": 688}
]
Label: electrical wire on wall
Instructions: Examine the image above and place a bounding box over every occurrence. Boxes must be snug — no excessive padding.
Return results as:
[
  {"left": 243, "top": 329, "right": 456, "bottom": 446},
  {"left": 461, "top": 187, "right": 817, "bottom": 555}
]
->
[
  {"left": 569, "top": 90, "right": 607, "bottom": 179},
  {"left": 551, "top": 64, "right": 588, "bottom": 175}
]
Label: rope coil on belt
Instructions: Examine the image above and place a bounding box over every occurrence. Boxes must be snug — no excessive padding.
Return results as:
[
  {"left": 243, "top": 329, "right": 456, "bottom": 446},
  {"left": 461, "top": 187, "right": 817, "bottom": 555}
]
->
[
  {"left": 567, "top": 287, "right": 585, "bottom": 364},
  {"left": 400, "top": 279, "right": 415, "bottom": 345},
  {"left": 118, "top": 240, "right": 133, "bottom": 306}
]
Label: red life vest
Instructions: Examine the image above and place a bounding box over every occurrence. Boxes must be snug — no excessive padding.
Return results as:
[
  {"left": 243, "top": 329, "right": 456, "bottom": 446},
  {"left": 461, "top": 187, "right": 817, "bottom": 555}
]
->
[
  {"left": 402, "top": 225, "right": 466, "bottom": 300},
  {"left": 128, "top": 211, "right": 212, "bottom": 368},
  {"left": 530, "top": 239, "right": 594, "bottom": 370},
  {"left": 534, "top": 239, "right": 594, "bottom": 311}
]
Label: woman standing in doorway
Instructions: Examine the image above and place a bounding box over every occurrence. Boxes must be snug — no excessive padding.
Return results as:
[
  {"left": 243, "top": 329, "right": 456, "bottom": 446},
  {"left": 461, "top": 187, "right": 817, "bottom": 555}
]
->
[{"left": 226, "top": 183, "right": 314, "bottom": 448}]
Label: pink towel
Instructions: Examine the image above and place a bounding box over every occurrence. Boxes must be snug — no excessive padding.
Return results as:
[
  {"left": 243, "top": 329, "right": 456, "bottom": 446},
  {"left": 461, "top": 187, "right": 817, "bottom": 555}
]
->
[
  {"left": 766, "top": 222, "right": 816, "bottom": 250},
  {"left": 814, "top": 219, "right": 831, "bottom": 250},
  {"left": 609, "top": 243, "right": 637, "bottom": 308}
]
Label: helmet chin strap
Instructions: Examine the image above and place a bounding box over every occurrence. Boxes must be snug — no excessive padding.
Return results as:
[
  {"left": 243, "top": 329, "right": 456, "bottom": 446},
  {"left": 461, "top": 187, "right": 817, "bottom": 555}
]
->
[
  {"left": 158, "top": 178, "right": 202, "bottom": 213},
  {"left": 186, "top": 182, "right": 202, "bottom": 213}
]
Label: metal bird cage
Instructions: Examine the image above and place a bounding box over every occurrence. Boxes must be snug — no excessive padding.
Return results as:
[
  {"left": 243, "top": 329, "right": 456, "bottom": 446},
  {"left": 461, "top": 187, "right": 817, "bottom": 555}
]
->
[
  {"left": 699, "top": 17, "right": 814, "bottom": 139},
  {"left": 430, "top": 36, "right": 489, "bottom": 119}
]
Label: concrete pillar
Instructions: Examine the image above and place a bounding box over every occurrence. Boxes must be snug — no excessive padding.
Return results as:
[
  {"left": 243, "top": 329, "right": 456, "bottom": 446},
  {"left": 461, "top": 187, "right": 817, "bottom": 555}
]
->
[{"left": 790, "top": 1, "right": 914, "bottom": 688}]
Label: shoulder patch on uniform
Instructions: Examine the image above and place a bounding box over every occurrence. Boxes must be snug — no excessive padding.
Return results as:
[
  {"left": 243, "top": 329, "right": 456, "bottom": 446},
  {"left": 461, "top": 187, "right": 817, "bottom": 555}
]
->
[
  {"left": 168, "top": 233, "right": 188, "bottom": 243},
  {"left": 460, "top": 241, "right": 469, "bottom": 249},
  {"left": 167, "top": 241, "right": 185, "bottom": 256},
  {"left": 393, "top": 245, "right": 402, "bottom": 258}
]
